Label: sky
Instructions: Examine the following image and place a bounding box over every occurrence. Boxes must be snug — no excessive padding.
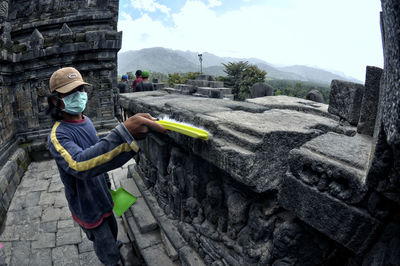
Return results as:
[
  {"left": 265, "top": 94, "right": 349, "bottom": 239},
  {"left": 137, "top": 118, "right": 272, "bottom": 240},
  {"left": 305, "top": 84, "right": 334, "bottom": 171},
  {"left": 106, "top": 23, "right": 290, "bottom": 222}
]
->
[{"left": 117, "top": 0, "right": 383, "bottom": 82}]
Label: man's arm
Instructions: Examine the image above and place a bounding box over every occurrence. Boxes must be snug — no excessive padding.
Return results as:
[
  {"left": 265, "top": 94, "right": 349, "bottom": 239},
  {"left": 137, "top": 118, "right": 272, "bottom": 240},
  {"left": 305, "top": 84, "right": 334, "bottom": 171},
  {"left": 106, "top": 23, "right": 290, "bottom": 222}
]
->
[{"left": 49, "top": 114, "right": 165, "bottom": 179}]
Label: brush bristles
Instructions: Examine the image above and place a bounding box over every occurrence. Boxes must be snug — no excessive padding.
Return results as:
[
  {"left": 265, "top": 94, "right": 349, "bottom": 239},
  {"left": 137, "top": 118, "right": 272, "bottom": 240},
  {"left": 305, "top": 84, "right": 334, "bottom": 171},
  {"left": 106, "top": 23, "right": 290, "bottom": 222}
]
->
[{"left": 158, "top": 115, "right": 213, "bottom": 140}]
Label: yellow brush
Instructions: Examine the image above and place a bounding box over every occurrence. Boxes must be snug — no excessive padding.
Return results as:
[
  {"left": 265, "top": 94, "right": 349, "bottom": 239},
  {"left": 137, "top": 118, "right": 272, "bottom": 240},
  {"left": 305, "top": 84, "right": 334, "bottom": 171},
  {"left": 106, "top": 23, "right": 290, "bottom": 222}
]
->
[{"left": 156, "top": 119, "right": 210, "bottom": 140}]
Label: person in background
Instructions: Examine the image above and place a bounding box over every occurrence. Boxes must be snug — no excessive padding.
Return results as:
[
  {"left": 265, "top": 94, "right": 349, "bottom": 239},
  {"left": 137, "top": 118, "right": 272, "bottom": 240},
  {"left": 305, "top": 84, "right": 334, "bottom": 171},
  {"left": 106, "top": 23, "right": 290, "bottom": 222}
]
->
[
  {"left": 131, "top": 70, "right": 143, "bottom": 92},
  {"left": 46, "top": 67, "right": 166, "bottom": 266},
  {"left": 117, "top": 74, "right": 129, "bottom": 93},
  {"left": 116, "top": 74, "right": 129, "bottom": 121},
  {"left": 135, "top": 70, "right": 155, "bottom": 92}
]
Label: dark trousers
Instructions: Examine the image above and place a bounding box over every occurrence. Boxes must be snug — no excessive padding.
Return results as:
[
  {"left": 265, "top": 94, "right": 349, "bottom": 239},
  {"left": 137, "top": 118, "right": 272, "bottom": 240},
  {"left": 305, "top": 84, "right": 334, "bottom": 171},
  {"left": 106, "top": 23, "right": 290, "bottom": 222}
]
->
[{"left": 81, "top": 215, "right": 120, "bottom": 266}]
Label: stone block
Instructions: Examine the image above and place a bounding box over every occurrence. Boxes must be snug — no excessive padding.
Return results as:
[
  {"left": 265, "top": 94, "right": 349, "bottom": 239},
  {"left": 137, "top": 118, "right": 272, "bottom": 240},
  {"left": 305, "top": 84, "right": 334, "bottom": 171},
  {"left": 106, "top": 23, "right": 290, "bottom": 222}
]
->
[
  {"left": 10, "top": 241, "right": 31, "bottom": 266},
  {"left": 0, "top": 175, "right": 8, "bottom": 194},
  {"left": 161, "top": 230, "right": 179, "bottom": 261},
  {"left": 209, "top": 81, "right": 224, "bottom": 88},
  {"left": 154, "top": 83, "right": 167, "bottom": 90},
  {"left": 29, "top": 248, "right": 52, "bottom": 266},
  {"left": 287, "top": 133, "right": 372, "bottom": 204},
  {"left": 52, "top": 245, "right": 80, "bottom": 265},
  {"left": 187, "top": 80, "right": 209, "bottom": 87},
  {"left": 328, "top": 80, "right": 365, "bottom": 125},
  {"left": 306, "top": 90, "right": 325, "bottom": 103},
  {"left": 250, "top": 82, "right": 274, "bottom": 98},
  {"left": 279, "top": 173, "right": 382, "bottom": 254},
  {"left": 147, "top": 134, "right": 170, "bottom": 176},
  {"left": 179, "top": 246, "right": 206, "bottom": 266},
  {"left": 196, "top": 87, "right": 211, "bottom": 97},
  {"left": 121, "top": 178, "right": 142, "bottom": 198},
  {"left": 210, "top": 89, "right": 222, "bottom": 98},
  {"left": 174, "top": 84, "right": 196, "bottom": 95},
  {"left": 78, "top": 251, "right": 103, "bottom": 266},
  {"left": 32, "top": 233, "right": 56, "bottom": 249},
  {"left": 141, "top": 244, "right": 179, "bottom": 266},
  {"left": 125, "top": 216, "right": 162, "bottom": 250},
  {"left": 357, "top": 66, "right": 383, "bottom": 136},
  {"left": 130, "top": 197, "right": 159, "bottom": 234},
  {"left": 56, "top": 227, "right": 82, "bottom": 246},
  {"left": 195, "top": 75, "right": 215, "bottom": 81}
]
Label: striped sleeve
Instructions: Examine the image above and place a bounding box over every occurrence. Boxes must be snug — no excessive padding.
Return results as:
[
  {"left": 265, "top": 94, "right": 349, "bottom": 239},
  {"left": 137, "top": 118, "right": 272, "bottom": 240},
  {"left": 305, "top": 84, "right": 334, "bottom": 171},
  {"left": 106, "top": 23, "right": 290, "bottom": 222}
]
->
[{"left": 49, "top": 122, "right": 138, "bottom": 179}]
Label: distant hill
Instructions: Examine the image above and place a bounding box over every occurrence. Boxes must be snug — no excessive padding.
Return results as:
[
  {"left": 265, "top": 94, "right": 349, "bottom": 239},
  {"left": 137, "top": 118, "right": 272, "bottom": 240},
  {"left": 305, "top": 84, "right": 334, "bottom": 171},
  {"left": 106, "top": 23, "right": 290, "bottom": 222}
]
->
[{"left": 118, "top": 47, "right": 361, "bottom": 85}]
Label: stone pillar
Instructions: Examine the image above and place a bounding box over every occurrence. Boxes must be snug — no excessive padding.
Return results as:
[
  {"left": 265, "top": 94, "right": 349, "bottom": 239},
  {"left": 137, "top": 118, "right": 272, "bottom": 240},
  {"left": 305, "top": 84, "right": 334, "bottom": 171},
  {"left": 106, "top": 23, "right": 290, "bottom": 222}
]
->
[
  {"left": 357, "top": 66, "right": 383, "bottom": 136},
  {"left": 366, "top": 0, "right": 400, "bottom": 204}
]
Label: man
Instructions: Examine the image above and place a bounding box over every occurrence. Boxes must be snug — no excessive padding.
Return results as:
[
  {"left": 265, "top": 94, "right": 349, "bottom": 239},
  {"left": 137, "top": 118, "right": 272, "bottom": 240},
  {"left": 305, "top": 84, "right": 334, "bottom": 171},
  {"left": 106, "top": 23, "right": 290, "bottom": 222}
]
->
[
  {"left": 135, "top": 70, "right": 155, "bottom": 92},
  {"left": 117, "top": 74, "right": 129, "bottom": 93},
  {"left": 131, "top": 70, "right": 143, "bottom": 92},
  {"left": 116, "top": 74, "right": 129, "bottom": 121},
  {"left": 46, "top": 67, "right": 165, "bottom": 266}
]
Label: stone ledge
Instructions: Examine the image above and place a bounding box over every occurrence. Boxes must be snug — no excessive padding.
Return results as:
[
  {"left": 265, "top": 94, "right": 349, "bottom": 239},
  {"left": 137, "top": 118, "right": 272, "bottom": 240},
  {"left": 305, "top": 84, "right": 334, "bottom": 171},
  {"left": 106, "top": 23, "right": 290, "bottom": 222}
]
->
[{"left": 279, "top": 172, "right": 382, "bottom": 254}]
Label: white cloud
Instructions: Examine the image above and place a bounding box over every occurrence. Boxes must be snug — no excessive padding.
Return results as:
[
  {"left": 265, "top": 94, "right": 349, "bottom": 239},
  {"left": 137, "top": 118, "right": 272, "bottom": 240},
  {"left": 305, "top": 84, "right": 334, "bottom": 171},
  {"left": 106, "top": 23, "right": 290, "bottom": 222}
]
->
[
  {"left": 119, "top": 0, "right": 383, "bottom": 81},
  {"left": 130, "top": 0, "right": 170, "bottom": 15},
  {"left": 207, "top": 0, "right": 222, "bottom": 8}
]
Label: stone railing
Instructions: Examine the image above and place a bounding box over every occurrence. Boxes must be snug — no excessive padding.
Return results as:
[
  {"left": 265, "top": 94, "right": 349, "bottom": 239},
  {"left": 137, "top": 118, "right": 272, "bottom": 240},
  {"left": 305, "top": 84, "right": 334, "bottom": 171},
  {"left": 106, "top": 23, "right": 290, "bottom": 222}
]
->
[{"left": 119, "top": 68, "right": 397, "bottom": 264}]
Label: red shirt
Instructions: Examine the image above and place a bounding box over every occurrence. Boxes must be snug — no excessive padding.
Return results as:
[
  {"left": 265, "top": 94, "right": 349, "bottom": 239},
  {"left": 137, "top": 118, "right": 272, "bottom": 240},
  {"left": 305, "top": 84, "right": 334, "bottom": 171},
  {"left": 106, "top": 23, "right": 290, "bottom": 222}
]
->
[{"left": 132, "top": 77, "right": 143, "bottom": 91}]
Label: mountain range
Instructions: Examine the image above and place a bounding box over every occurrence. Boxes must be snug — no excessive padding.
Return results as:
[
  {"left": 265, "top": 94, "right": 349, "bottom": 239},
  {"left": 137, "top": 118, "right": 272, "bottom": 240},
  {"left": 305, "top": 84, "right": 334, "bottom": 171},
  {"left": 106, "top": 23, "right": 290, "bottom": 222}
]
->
[{"left": 118, "top": 47, "right": 361, "bottom": 85}]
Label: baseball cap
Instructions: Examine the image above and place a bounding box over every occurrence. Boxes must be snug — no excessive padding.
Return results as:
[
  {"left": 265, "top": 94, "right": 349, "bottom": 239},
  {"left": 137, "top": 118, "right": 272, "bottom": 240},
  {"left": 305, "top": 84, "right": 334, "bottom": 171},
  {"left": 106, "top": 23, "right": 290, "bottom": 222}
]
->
[{"left": 50, "top": 67, "right": 91, "bottom": 93}]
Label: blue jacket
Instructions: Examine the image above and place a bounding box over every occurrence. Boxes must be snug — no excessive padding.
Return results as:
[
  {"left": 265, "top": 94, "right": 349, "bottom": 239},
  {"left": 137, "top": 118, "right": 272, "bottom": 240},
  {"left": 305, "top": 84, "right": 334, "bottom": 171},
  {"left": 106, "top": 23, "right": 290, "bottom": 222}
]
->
[{"left": 48, "top": 116, "right": 138, "bottom": 228}]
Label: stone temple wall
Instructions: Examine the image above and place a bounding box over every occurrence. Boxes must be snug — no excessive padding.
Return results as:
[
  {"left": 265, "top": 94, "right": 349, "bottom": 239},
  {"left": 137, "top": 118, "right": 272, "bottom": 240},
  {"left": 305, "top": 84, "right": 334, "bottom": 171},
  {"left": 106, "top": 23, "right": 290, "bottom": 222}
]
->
[
  {"left": 0, "top": 0, "right": 121, "bottom": 156},
  {"left": 0, "top": 0, "right": 121, "bottom": 231}
]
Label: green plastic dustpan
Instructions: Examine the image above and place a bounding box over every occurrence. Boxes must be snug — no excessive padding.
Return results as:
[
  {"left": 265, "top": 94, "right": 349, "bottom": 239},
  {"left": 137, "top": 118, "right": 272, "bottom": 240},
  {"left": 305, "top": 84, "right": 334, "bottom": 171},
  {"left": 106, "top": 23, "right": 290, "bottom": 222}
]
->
[{"left": 110, "top": 187, "right": 137, "bottom": 217}]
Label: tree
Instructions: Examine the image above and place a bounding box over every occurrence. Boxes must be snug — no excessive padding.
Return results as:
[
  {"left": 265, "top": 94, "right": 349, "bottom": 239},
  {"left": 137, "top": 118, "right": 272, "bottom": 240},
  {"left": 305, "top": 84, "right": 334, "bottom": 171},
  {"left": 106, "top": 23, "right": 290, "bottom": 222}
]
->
[
  {"left": 222, "top": 61, "right": 266, "bottom": 100},
  {"left": 167, "top": 72, "right": 200, "bottom": 87}
]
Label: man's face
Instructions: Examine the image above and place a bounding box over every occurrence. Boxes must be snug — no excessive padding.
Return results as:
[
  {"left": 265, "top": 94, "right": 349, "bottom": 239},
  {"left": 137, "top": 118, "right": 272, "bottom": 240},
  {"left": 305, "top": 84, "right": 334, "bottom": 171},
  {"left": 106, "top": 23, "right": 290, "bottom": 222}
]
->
[{"left": 52, "top": 86, "right": 86, "bottom": 109}]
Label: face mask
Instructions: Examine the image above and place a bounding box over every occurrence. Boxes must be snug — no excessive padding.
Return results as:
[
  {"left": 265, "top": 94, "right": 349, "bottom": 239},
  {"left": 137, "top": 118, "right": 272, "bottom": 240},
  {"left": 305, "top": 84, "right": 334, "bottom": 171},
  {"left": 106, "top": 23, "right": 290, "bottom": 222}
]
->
[{"left": 62, "top": 91, "right": 88, "bottom": 115}]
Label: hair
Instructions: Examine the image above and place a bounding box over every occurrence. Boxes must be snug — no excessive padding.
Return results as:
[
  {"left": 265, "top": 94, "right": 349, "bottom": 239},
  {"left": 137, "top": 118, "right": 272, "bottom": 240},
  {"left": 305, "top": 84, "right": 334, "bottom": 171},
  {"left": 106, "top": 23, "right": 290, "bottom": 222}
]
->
[{"left": 46, "top": 92, "right": 64, "bottom": 120}]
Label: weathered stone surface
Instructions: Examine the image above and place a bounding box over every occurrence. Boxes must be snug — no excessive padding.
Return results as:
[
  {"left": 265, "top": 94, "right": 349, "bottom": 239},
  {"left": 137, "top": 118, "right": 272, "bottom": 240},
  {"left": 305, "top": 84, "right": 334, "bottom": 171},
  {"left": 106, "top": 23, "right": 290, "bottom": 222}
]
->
[
  {"left": 10, "top": 241, "right": 31, "bottom": 266},
  {"left": 357, "top": 66, "right": 383, "bottom": 136},
  {"left": 56, "top": 227, "right": 82, "bottom": 246},
  {"left": 328, "top": 80, "right": 365, "bottom": 125},
  {"left": 130, "top": 197, "right": 159, "bottom": 234},
  {"left": 52, "top": 245, "right": 80, "bottom": 266},
  {"left": 306, "top": 89, "right": 325, "bottom": 103},
  {"left": 366, "top": 0, "right": 400, "bottom": 206},
  {"left": 32, "top": 232, "right": 56, "bottom": 249},
  {"left": 29, "top": 248, "right": 52, "bottom": 266},
  {"left": 179, "top": 246, "right": 206, "bottom": 266},
  {"left": 141, "top": 244, "right": 179, "bottom": 266},
  {"left": 247, "top": 95, "right": 338, "bottom": 120},
  {"left": 78, "top": 251, "right": 103, "bottom": 266},
  {"left": 161, "top": 229, "right": 179, "bottom": 261},
  {"left": 250, "top": 82, "right": 274, "bottom": 98},
  {"left": 279, "top": 173, "right": 382, "bottom": 254},
  {"left": 121, "top": 92, "right": 349, "bottom": 193},
  {"left": 125, "top": 215, "right": 162, "bottom": 250}
]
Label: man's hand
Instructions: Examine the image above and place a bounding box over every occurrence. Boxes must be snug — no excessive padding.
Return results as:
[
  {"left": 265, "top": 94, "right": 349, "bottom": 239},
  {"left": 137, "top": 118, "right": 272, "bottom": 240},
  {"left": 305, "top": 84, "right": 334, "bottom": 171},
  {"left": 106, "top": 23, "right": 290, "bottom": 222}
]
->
[{"left": 123, "top": 113, "right": 166, "bottom": 140}]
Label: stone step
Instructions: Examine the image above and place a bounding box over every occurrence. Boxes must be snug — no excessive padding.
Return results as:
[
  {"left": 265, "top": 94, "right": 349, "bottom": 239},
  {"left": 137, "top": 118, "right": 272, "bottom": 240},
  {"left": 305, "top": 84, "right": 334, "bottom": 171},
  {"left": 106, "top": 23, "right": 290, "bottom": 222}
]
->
[
  {"left": 129, "top": 167, "right": 206, "bottom": 266},
  {"left": 173, "top": 84, "right": 196, "bottom": 95},
  {"left": 121, "top": 178, "right": 158, "bottom": 234}
]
